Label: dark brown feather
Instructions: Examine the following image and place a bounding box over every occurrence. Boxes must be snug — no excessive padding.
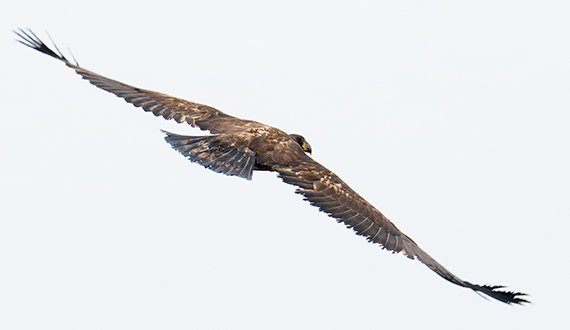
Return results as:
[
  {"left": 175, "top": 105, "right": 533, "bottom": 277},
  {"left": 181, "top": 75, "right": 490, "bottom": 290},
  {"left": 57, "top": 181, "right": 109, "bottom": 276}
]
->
[
  {"left": 14, "top": 28, "right": 257, "bottom": 134},
  {"left": 274, "top": 158, "right": 528, "bottom": 304},
  {"left": 15, "top": 29, "right": 528, "bottom": 305}
]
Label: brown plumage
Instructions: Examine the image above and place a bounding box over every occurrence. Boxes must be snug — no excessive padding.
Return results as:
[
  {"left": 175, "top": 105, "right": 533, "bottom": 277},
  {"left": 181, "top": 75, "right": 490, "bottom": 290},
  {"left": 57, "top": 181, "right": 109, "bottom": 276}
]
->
[{"left": 15, "top": 28, "right": 529, "bottom": 304}]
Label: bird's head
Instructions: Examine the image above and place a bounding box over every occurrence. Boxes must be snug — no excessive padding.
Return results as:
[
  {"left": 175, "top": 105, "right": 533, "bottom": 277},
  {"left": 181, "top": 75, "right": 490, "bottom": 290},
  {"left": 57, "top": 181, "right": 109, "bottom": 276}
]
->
[{"left": 290, "top": 134, "right": 312, "bottom": 155}]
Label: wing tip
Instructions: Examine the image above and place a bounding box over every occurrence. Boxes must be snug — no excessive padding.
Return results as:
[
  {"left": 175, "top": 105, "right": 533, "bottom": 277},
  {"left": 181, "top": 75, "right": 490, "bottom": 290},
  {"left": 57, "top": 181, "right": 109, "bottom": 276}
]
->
[
  {"left": 14, "top": 28, "right": 73, "bottom": 64},
  {"left": 471, "top": 284, "right": 530, "bottom": 305}
]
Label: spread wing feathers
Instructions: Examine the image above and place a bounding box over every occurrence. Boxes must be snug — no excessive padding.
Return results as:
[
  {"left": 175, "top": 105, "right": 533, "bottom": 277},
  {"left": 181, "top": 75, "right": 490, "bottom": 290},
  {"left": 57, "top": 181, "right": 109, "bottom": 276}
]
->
[
  {"left": 275, "top": 160, "right": 529, "bottom": 304},
  {"left": 14, "top": 28, "right": 254, "bottom": 134},
  {"left": 17, "top": 29, "right": 528, "bottom": 305},
  {"left": 163, "top": 130, "right": 255, "bottom": 180}
]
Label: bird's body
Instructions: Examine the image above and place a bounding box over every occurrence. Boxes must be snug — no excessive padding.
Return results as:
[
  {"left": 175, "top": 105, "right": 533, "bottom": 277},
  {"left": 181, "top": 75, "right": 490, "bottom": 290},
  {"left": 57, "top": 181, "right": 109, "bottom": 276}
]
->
[{"left": 15, "top": 29, "right": 528, "bottom": 304}]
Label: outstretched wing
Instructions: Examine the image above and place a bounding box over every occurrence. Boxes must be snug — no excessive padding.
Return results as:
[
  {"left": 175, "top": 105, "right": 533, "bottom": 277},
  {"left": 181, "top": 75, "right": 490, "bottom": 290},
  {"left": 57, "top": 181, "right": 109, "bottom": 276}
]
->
[
  {"left": 275, "top": 159, "right": 529, "bottom": 304},
  {"left": 14, "top": 29, "right": 255, "bottom": 134}
]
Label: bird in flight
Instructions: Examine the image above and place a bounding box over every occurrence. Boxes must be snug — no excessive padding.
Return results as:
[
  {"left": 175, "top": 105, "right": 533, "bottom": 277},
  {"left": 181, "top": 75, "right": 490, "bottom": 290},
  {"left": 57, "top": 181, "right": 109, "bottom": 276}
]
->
[{"left": 15, "top": 28, "right": 528, "bottom": 304}]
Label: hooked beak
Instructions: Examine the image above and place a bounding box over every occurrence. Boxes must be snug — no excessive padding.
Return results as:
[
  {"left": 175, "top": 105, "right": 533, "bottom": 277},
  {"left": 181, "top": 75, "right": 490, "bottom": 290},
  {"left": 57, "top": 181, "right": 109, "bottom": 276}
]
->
[{"left": 303, "top": 141, "right": 312, "bottom": 155}]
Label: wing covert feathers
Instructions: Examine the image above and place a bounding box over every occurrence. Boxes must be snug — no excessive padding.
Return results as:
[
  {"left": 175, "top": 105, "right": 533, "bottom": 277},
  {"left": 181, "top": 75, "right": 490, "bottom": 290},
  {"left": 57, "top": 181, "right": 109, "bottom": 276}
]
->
[
  {"left": 14, "top": 28, "right": 252, "bottom": 134},
  {"left": 276, "top": 160, "right": 529, "bottom": 304}
]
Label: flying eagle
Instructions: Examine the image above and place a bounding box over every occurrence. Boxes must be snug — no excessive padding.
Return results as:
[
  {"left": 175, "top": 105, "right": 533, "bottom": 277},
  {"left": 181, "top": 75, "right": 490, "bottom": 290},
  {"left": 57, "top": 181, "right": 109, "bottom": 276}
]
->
[{"left": 15, "top": 29, "right": 528, "bottom": 304}]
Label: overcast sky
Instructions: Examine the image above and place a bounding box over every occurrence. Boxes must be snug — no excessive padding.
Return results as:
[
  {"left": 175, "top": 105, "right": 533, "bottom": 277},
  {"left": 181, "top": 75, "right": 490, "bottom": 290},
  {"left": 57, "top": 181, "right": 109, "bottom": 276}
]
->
[{"left": 1, "top": 1, "right": 569, "bottom": 329}]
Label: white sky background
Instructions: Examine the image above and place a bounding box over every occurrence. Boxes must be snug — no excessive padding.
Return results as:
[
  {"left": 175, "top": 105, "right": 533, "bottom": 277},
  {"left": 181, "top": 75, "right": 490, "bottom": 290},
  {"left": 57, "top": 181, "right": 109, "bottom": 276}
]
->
[{"left": 1, "top": 1, "right": 569, "bottom": 329}]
